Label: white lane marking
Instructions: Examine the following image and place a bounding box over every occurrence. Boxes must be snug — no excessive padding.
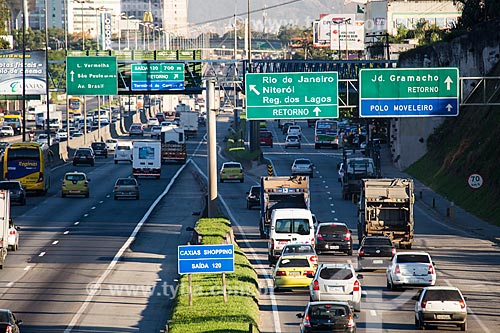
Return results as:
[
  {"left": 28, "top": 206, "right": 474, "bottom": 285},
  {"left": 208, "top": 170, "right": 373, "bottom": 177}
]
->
[
  {"left": 334, "top": 217, "right": 338, "bottom": 221},
  {"left": 322, "top": 180, "right": 326, "bottom": 183},
  {"left": 64, "top": 159, "right": 189, "bottom": 333},
  {"left": 24, "top": 265, "right": 31, "bottom": 271},
  {"left": 6, "top": 282, "right": 14, "bottom": 287},
  {"left": 332, "top": 210, "right": 336, "bottom": 214},
  {"left": 74, "top": 222, "right": 80, "bottom": 225},
  {"left": 370, "top": 310, "right": 377, "bottom": 317},
  {"left": 444, "top": 279, "right": 490, "bottom": 333},
  {"left": 327, "top": 192, "right": 330, "bottom": 195},
  {"left": 99, "top": 200, "right": 104, "bottom": 204},
  {"left": 39, "top": 252, "right": 46, "bottom": 257},
  {"left": 64, "top": 230, "right": 69, "bottom": 235},
  {"left": 328, "top": 197, "right": 332, "bottom": 200},
  {"left": 52, "top": 241, "right": 59, "bottom": 245},
  {"left": 325, "top": 186, "right": 329, "bottom": 189},
  {"left": 191, "top": 161, "right": 282, "bottom": 333},
  {"left": 330, "top": 203, "right": 334, "bottom": 207},
  {"left": 83, "top": 214, "right": 89, "bottom": 217},
  {"left": 91, "top": 207, "right": 96, "bottom": 210}
]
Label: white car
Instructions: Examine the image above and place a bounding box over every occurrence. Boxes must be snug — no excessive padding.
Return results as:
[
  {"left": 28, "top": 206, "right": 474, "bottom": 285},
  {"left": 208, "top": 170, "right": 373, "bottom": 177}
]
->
[
  {"left": 105, "top": 138, "right": 117, "bottom": 152},
  {"left": 309, "top": 263, "right": 363, "bottom": 312},
  {"left": 284, "top": 135, "right": 301, "bottom": 149},
  {"left": 414, "top": 286, "right": 467, "bottom": 331},
  {"left": 56, "top": 129, "right": 68, "bottom": 141},
  {"left": 37, "top": 133, "right": 49, "bottom": 145},
  {"left": 8, "top": 219, "right": 20, "bottom": 251},
  {"left": 0, "top": 126, "right": 14, "bottom": 136},
  {"left": 150, "top": 125, "right": 162, "bottom": 138},
  {"left": 114, "top": 143, "right": 133, "bottom": 164},
  {"left": 386, "top": 252, "right": 436, "bottom": 290},
  {"left": 287, "top": 125, "right": 302, "bottom": 139},
  {"left": 147, "top": 117, "right": 159, "bottom": 127}
]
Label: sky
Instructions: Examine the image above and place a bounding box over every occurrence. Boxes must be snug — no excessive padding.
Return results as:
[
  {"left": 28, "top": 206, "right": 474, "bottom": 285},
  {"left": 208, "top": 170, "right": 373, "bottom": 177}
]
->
[{"left": 187, "top": 0, "right": 359, "bottom": 34}]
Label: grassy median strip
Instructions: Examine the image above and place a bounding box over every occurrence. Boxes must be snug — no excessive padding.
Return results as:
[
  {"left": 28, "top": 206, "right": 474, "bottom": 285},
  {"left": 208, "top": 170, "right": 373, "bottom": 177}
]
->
[{"left": 168, "top": 218, "right": 260, "bottom": 333}]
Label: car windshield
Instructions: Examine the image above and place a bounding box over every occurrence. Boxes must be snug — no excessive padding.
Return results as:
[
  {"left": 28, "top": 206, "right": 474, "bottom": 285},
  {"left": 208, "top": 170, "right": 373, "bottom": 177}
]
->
[
  {"left": 117, "top": 146, "right": 131, "bottom": 150},
  {"left": 309, "top": 305, "right": 348, "bottom": 318},
  {"left": 363, "top": 237, "right": 393, "bottom": 246},
  {"left": 287, "top": 136, "right": 298, "bottom": 141},
  {"left": 423, "top": 289, "right": 463, "bottom": 301},
  {"left": 318, "top": 224, "right": 348, "bottom": 234},
  {"left": 294, "top": 160, "right": 310, "bottom": 165},
  {"left": 92, "top": 143, "right": 105, "bottom": 148},
  {"left": 282, "top": 245, "right": 313, "bottom": 254},
  {"left": 66, "top": 174, "right": 85, "bottom": 181},
  {"left": 224, "top": 163, "right": 241, "bottom": 169},
  {"left": 275, "top": 219, "right": 310, "bottom": 235},
  {"left": 250, "top": 187, "right": 260, "bottom": 195},
  {"left": 117, "top": 179, "right": 137, "bottom": 186},
  {"left": 278, "top": 258, "right": 310, "bottom": 268},
  {"left": 0, "top": 182, "right": 20, "bottom": 190},
  {"left": 396, "top": 254, "right": 430, "bottom": 263},
  {"left": 319, "top": 268, "right": 354, "bottom": 280},
  {"left": 77, "top": 149, "right": 92, "bottom": 155},
  {"left": 0, "top": 311, "right": 9, "bottom": 322}
]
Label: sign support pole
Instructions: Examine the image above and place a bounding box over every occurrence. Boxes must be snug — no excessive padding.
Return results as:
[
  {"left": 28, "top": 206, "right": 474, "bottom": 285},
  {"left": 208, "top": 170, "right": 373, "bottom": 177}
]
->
[
  {"left": 206, "top": 79, "right": 218, "bottom": 217},
  {"left": 222, "top": 273, "right": 227, "bottom": 303},
  {"left": 188, "top": 273, "right": 193, "bottom": 306}
]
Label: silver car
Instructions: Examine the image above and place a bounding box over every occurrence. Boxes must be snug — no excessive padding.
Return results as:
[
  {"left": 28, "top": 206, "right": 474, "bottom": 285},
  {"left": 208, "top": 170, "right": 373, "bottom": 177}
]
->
[
  {"left": 386, "top": 251, "right": 436, "bottom": 290},
  {"left": 291, "top": 158, "right": 314, "bottom": 178},
  {"left": 284, "top": 135, "right": 301, "bottom": 149},
  {"left": 113, "top": 178, "right": 140, "bottom": 200},
  {"left": 309, "top": 263, "right": 363, "bottom": 312}
]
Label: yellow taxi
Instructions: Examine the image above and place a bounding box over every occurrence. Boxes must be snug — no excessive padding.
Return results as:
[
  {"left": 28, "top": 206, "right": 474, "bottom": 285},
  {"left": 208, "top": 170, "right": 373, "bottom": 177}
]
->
[
  {"left": 273, "top": 255, "right": 316, "bottom": 291},
  {"left": 219, "top": 161, "right": 244, "bottom": 183},
  {"left": 61, "top": 171, "right": 90, "bottom": 198}
]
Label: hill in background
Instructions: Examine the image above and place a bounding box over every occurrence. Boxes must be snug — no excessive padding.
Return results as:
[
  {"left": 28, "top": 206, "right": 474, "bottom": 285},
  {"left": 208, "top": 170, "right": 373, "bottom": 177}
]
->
[
  {"left": 406, "top": 62, "right": 500, "bottom": 227},
  {"left": 187, "top": 0, "right": 357, "bottom": 34}
]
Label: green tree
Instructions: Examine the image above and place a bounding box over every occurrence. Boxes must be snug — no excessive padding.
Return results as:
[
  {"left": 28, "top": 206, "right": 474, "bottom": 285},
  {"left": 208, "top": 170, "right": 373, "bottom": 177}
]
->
[{"left": 456, "top": 0, "right": 500, "bottom": 30}]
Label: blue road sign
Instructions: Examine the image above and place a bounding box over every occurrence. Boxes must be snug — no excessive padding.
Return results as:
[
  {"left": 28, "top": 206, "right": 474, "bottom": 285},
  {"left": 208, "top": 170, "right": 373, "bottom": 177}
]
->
[
  {"left": 178, "top": 244, "right": 235, "bottom": 275},
  {"left": 359, "top": 68, "right": 459, "bottom": 117},
  {"left": 131, "top": 63, "right": 185, "bottom": 92}
]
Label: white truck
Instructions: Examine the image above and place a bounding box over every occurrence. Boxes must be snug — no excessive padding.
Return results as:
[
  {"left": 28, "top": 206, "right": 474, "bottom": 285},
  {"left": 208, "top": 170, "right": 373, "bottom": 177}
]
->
[
  {"left": 179, "top": 111, "right": 199, "bottom": 138},
  {"left": 35, "top": 109, "right": 62, "bottom": 131},
  {"left": 0, "top": 190, "right": 10, "bottom": 269},
  {"left": 161, "top": 125, "right": 187, "bottom": 164},
  {"left": 132, "top": 140, "right": 161, "bottom": 179}
]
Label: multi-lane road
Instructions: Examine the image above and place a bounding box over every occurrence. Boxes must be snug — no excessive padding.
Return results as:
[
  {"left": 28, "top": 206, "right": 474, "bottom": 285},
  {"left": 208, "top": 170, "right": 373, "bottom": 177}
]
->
[{"left": 0, "top": 113, "right": 498, "bottom": 332}]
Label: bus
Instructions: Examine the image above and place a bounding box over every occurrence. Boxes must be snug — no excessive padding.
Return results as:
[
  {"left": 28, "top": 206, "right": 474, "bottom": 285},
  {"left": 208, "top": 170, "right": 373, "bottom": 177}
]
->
[
  {"left": 3, "top": 142, "right": 52, "bottom": 194},
  {"left": 314, "top": 120, "right": 343, "bottom": 149},
  {"left": 68, "top": 96, "right": 83, "bottom": 115}
]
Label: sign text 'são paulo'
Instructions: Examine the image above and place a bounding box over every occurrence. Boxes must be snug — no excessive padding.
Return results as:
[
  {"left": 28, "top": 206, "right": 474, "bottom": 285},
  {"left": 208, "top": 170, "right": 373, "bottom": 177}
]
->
[
  {"left": 359, "top": 67, "right": 459, "bottom": 117},
  {"left": 66, "top": 56, "right": 118, "bottom": 96},
  {"left": 245, "top": 72, "right": 338, "bottom": 120}
]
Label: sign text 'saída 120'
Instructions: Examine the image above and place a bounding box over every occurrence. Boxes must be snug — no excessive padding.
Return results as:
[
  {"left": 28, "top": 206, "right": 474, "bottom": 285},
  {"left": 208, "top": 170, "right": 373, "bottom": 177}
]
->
[{"left": 245, "top": 72, "right": 338, "bottom": 120}]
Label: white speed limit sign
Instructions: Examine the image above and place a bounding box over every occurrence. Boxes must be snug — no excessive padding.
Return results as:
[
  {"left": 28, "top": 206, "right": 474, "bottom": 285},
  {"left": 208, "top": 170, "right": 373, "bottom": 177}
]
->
[{"left": 467, "top": 173, "right": 483, "bottom": 189}]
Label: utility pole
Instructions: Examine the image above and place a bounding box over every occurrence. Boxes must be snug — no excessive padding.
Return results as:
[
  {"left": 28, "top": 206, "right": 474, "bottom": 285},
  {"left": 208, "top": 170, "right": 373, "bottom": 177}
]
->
[{"left": 206, "top": 80, "right": 218, "bottom": 217}]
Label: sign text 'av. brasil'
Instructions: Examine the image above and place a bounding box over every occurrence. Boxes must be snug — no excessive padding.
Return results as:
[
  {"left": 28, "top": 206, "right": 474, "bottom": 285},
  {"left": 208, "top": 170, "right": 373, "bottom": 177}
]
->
[
  {"left": 66, "top": 56, "right": 118, "bottom": 96},
  {"left": 245, "top": 72, "right": 338, "bottom": 120},
  {"left": 178, "top": 244, "right": 234, "bottom": 275},
  {"left": 131, "top": 63, "right": 185, "bottom": 91},
  {"left": 359, "top": 67, "right": 459, "bottom": 117}
]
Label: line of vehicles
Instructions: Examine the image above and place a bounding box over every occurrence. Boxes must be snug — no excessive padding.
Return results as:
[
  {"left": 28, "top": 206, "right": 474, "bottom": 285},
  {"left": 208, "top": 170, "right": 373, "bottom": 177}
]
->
[{"left": 240, "top": 120, "right": 468, "bottom": 332}]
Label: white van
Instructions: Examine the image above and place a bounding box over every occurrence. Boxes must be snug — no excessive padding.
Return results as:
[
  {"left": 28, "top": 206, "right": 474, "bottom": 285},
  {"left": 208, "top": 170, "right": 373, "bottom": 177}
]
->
[
  {"left": 114, "top": 142, "right": 133, "bottom": 164},
  {"left": 268, "top": 208, "right": 315, "bottom": 264},
  {"left": 132, "top": 140, "right": 161, "bottom": 179}
]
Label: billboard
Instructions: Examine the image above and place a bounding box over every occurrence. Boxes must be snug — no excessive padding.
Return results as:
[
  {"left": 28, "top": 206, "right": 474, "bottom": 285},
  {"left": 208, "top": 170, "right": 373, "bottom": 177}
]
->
[
  {"left": 313, "top": 14, "right": 355, "bottom": 48},
  {"left": 330, "top": 20, "right": 365, "bottom": 51},
  {"left": 0, "top": 51, "right": 46, "bottom": 95}
]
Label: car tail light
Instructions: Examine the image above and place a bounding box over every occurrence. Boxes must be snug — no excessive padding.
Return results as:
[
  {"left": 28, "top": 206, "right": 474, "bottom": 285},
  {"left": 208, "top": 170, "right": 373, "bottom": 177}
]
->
[
  {"left": 394, "top": 265, "right": 400, "bottom": 274},
  {"left": 304, "top": 270, "right": 314, "bottom": 276},
  {"left": 38, "top": 172, "right": 44, "bottom": 182},
  {"left": 459, "top": 299, "right": 466, "bottom": 309},
  {"left": 358, "top": 248, "right": 364, "bottom": 257},
  {"left": 421, "top": 300, "right": 427, "bottom": 309},
  {"left": 275, "top": 270, "right": 286, "bottom": 276},
  {"left": 309, "top": 255, "right": 318, "bottom": 265},
  {"left": 271, "top": 239, "right": 275, "bottom": 251},
  {"left": 428, "top": 265, "right": 434, "bottom": 275},
  {"left": 347, "top": 314, "right": 355, "bottom": 327},
  {"left": 353, "top": 280, "right": 360, "bottom": 292},
  {"left": 5, "top": 325, "right": 12, "bottom": 333},
  {"left": 316, "top": 234, "right": 324, "bottom": 241},
  {"left": 312, "top": 280, "right": 319, "bottom": 290},
  {"left": 311, "top": 237, "right": 315, "bottom": 246},
  {"left": 391, "top": 247, "right": 396, "bottom": 257},
  {"left": 303, "top": 314, "right": 311, "bottom": 327},
  {"left": 9, "top": 230, "right": 16, "bottom": 235},
  {"left": 344, "top": 231, "right": 351, "bottom": 241}
]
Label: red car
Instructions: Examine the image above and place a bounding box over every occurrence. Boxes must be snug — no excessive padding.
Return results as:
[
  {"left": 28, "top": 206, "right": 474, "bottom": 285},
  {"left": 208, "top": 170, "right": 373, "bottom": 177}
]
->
[{"left": 259, "top": 130, "right": 273, "bottom": 147}]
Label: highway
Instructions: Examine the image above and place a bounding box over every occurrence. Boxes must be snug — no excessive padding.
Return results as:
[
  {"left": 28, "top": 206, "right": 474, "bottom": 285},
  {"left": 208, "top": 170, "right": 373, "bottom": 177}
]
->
[
  {"left": 209, "top": 117, "right": 500, "bottom": 333},
  {"left": 0, "top": 128, "right": 204, "bottom": 332},
  {"left": 0, "top": 113, "right": 498, "bottom": 332}
]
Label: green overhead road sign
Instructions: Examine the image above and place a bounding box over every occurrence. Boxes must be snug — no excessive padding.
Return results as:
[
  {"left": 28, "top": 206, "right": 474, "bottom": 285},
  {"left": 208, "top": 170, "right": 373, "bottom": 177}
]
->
[
  {"left": 131, "top": 63, "right": 185, "bottom": 91},
  {"left": 245, "top": 72, "right": 338, "bottom": 120},
  {"left": 359, "top": 67, "right": 459, "bottom": 117},
  {"left": 66, "top": 56, "right": 118, "bottom": 95}
]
